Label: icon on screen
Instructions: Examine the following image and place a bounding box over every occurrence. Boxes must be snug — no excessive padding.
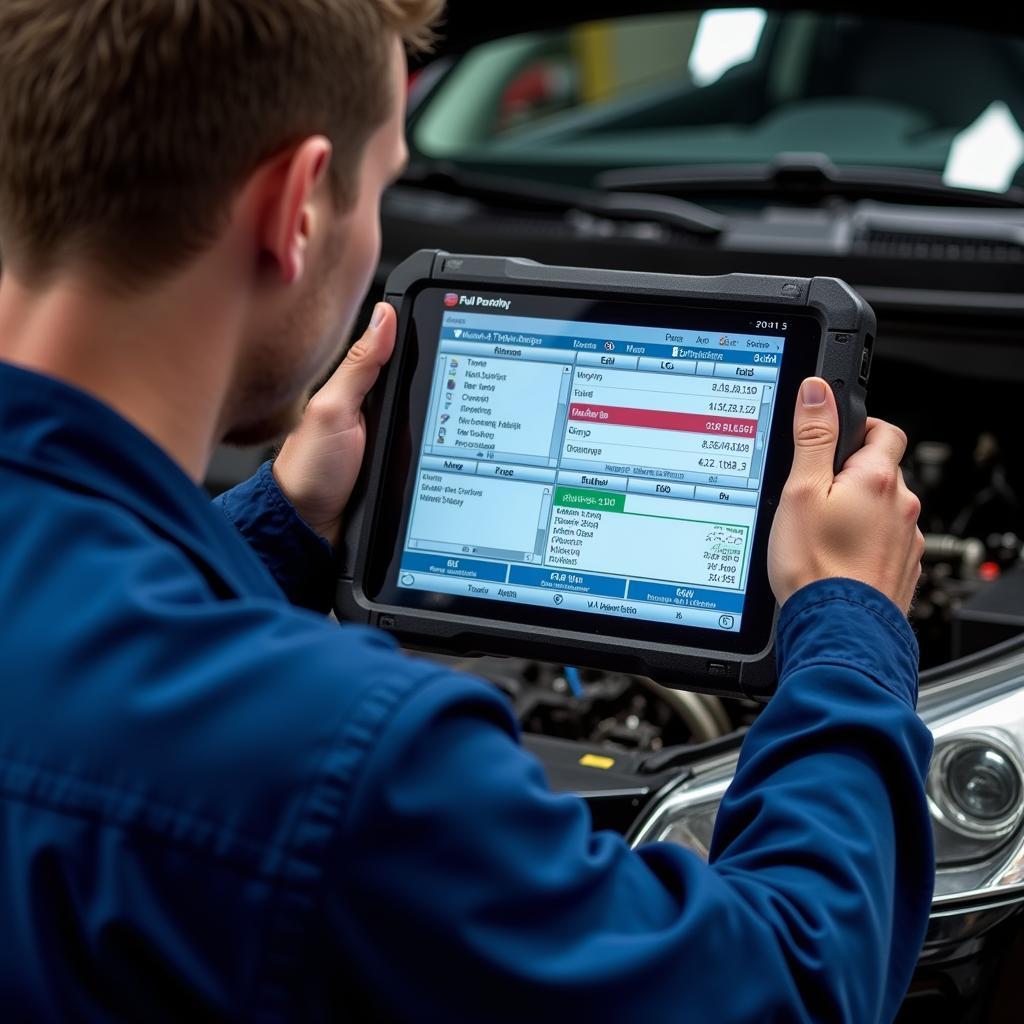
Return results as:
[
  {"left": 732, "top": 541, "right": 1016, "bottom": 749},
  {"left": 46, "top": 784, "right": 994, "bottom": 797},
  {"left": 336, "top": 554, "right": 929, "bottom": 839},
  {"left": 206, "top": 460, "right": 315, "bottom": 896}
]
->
[
  {"left": 719, "top": 614, "right": 735, "bottom": 629},
  {"left": 453, "top": 329, "right": 463, "bottom": 339},
  {"left": 446, "top": 378, "right": 456, "bottom": 390},
  {"left": 553, "top": 594, "right": 564, "bottom": 606},
  {"left": 604, "top": 341, "right": 615, "bottom": 352},
  {"left": 401, "top": 573, "right": 415, "bottom": 586},
  {"left": 438, "top": 427, "right": 446, "bottom": 437},
  {"left": 444, "top": 293, "right": 459, "bottom": 308},
  {"left": 440, "top": 414, "right": 450, "bottom": 424},
  {"left": 450, "top": 358, "right": 459, "bottom": 368}
]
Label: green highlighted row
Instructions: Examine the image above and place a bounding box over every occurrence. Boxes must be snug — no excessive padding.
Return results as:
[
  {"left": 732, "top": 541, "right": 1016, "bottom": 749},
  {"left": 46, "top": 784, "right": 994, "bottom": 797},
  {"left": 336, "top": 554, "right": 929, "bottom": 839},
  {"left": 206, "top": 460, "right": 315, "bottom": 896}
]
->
[{"left": 553, "top": 486, "right": 625, "bottom": 513}]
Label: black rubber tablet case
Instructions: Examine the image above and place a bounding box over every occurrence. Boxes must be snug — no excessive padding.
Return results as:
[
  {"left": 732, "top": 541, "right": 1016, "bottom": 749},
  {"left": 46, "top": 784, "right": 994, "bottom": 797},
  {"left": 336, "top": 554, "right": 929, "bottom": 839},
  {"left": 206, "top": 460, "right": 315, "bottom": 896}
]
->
[{"left": 336, "top": 250, "right": 874, "bottom": 699}]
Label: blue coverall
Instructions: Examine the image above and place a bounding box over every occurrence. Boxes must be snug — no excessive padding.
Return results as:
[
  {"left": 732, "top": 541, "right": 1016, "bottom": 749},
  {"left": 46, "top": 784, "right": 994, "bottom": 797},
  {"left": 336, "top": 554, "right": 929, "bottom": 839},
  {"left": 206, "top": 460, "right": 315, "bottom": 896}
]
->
[{"left": 0, "top": 361, "right": 934, "bottom": 1022}]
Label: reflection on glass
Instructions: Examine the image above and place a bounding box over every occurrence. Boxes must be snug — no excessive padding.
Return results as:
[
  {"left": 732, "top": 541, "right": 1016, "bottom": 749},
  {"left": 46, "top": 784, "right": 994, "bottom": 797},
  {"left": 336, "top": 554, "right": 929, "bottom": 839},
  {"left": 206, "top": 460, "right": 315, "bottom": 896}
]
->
[
  {"left": 944, "top": 101, "right": 1024, "bottom": 194},
  {"left": 689, "top": 8, "right": 768, "bottom": 87}
]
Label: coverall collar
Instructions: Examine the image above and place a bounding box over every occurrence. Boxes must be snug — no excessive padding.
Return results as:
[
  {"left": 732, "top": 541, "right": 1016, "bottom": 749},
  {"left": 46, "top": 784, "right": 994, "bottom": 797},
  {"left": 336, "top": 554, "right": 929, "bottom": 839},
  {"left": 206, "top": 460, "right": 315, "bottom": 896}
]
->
[{"left": 0, "top": 359, "right": 280, "bottom": 601}]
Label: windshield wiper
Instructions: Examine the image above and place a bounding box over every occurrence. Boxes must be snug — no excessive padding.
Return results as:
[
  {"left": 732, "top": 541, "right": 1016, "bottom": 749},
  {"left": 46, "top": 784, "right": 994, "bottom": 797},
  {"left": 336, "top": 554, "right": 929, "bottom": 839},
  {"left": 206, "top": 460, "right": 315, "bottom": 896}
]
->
[
  {"left": 598, "top": 153, "right": 1024, "bottom": 210},
  {"left": 400, "top": 162, "right": 727, "bottom": 237}
]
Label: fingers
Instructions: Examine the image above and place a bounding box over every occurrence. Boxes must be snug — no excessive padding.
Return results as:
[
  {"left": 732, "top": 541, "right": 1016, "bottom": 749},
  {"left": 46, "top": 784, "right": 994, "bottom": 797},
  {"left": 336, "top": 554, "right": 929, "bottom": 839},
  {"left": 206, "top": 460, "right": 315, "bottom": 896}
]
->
[
  {"left": 861, "top": 418, "right": 909, "bottom": 465},
  {"left": 839, "top": 419, "right": 908, "bottom": 492},
  {"left": 892, "top": 474, "right": 924, "bottom": 612},
  {"left": 901, "top": 480, "right": 925, "bottom": 562},
  {"left": 314, "top": 302, "right": 397, "bottom": 415},
  {"left": 899, "top": 527, "right": 926, "bottom": 613},
  {"left": 787, "top": 378, "right": 839, "bottom": 492}
]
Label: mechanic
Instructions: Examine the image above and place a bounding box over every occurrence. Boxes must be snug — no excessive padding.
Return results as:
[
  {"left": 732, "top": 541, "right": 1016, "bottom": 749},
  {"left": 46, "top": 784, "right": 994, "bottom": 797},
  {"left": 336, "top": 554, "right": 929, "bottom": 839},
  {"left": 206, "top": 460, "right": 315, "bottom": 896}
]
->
[{"left": 0, "top": 3, "right": 932, "bottom": 1022}]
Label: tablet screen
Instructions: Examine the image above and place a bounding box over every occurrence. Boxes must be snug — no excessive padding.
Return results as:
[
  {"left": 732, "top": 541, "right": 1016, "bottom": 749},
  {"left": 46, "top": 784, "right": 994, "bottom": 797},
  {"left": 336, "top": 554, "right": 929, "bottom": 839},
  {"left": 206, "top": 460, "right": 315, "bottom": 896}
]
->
[{"left": 392, "top": 288, "right": 799, "bottom": 638}]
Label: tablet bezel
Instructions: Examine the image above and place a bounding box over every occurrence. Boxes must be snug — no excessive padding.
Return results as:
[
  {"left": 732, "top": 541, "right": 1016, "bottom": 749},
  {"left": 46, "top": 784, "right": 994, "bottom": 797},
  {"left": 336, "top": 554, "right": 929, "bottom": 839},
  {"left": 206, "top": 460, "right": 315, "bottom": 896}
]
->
[{"left": 355, "top": 282, "right": 822, "bottom": 658}]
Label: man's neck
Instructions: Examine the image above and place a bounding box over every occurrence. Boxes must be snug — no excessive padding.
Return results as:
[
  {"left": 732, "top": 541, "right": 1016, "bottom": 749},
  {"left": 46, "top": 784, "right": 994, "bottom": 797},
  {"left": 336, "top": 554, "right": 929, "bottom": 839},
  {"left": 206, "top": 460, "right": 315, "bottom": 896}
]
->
[{"left": 0, "top": 264, "right": 246, "bottom": 482}]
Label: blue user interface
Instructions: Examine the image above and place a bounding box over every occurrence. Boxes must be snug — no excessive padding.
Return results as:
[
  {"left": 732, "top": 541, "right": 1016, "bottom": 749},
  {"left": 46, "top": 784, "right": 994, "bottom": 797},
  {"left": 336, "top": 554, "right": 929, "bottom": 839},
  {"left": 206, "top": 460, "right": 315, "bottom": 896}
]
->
[{"left": 398, "top": 296, "right": 787, "bottom": 633}]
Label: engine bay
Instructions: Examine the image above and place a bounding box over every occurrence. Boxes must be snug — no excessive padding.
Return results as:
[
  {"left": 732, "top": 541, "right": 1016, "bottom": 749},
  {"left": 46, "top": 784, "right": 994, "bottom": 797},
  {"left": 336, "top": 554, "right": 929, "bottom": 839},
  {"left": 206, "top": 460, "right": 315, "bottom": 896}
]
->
[{"left": 452, "top": 320, "right": 1024, "bottom": 754}]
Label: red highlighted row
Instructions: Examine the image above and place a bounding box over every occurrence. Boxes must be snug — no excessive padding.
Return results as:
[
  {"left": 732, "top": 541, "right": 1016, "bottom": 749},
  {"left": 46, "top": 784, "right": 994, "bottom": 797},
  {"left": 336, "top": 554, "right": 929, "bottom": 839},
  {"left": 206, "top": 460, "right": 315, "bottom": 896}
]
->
[{"left": 568, "top": 403, "right": 757, "bottom": 437}]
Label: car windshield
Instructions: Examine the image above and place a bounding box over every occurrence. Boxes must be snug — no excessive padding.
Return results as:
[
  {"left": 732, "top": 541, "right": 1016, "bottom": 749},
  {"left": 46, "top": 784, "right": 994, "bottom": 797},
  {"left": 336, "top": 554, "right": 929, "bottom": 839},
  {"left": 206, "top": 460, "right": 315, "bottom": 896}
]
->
[{"left": 413, "top": 9, "right": 1024, "bottom": 196}]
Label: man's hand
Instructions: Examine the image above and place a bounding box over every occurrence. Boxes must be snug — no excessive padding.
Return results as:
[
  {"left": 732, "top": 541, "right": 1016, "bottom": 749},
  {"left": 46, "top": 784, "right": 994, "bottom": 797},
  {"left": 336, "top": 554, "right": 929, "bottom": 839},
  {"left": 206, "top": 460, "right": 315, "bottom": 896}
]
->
[
  {"left": 273, "top": 302, "right": 396, "bottom": 548},
  {"left": 769, "top": 377, "right": 924, "bottom": 613}
]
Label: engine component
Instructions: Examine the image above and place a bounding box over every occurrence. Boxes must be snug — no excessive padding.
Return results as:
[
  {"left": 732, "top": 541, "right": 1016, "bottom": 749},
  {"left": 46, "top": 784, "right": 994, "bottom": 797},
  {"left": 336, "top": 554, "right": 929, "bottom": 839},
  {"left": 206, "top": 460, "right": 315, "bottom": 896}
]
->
[
  {"left": 924, "top": 535, "right": 986, "bottom": 578},
  {"left": 456, "top": 657, "right": 733, "bottom": 753},
  {"left": 953, "top": 565, "right": 1024, "bottom": 659}
]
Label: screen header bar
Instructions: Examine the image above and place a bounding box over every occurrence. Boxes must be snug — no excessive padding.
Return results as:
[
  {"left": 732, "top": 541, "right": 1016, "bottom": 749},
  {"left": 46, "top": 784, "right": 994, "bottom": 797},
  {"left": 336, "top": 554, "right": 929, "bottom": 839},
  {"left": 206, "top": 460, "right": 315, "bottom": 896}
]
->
[{"left": 442, "top": 310, "right": 785, "bottom": 355}]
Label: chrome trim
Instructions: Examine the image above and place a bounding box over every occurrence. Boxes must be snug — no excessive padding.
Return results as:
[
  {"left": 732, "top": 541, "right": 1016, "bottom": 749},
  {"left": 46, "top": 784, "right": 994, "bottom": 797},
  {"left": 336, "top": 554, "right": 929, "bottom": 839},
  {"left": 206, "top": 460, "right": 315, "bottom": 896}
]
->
[
  {"left": 628, "top": 772, "right": 732, "bottom": 847},
  {"left": 930, "top": 886, "right": 1024, "bottom": 915}
]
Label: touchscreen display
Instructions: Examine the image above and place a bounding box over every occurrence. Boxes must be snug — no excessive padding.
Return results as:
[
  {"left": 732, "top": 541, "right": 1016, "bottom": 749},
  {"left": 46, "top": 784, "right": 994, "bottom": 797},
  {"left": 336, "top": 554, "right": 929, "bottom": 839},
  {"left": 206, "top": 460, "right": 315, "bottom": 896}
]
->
[{"left": 396, "top": 291, "right": 788, "bottom": 636}]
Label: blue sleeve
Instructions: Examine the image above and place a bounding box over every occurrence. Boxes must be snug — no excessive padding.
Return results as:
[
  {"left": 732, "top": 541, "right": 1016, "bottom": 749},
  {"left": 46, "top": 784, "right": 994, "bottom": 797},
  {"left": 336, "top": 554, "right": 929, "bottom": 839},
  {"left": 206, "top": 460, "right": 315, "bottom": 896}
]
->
[
  {"left": 331, "top": 578, "right": 934, "bottom": 1023},
  {"left": 709, "top": 579, "right": 934, "bottom": 1023},
  {"left": 212, "top": 460, "right": 336, "bottom": 612}
]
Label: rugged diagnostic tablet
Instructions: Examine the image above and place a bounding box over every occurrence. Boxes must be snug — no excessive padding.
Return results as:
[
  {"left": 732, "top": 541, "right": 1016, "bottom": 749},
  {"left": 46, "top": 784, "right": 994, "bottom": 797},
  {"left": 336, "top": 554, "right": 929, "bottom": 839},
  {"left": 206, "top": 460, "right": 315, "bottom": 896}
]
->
[{"left": 336, "top": 251, "right": 874, "bottom": 698}]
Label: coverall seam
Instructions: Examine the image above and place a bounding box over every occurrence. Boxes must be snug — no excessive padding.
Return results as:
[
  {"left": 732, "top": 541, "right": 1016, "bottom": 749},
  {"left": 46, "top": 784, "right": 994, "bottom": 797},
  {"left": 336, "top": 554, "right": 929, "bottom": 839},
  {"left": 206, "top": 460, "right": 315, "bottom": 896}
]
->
[
  {"left": 779, "top": 656, "right": 914, "bottom": 707},
  {"left": 333, "top": 667, "right": 492, "bottom": 839},
  {"left": 244, "top": 666, "right": 470, "bottom": 1019},
  {"left": 0, "top": 770, "right": 280, "bottom": 879},
  {"left": 780, "top": 593, "right": 916, "bottom": 660}
]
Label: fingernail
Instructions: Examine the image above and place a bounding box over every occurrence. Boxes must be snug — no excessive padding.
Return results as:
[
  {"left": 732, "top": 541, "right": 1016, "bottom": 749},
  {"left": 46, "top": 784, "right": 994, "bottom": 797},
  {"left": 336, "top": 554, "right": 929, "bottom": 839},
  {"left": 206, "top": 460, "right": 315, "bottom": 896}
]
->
[
  {"left": 802, "top": 379, "right": 826, "bottom": 406},
  {"left": 370, "top": 302, "right": 388, "bottom": 328}
]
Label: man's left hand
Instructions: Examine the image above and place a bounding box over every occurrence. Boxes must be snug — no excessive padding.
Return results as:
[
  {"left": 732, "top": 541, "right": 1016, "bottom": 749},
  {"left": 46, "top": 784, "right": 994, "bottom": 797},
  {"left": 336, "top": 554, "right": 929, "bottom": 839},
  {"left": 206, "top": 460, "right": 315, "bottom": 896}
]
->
[{"left": 273, "top": 302, "right": 396, "bottom": 548}]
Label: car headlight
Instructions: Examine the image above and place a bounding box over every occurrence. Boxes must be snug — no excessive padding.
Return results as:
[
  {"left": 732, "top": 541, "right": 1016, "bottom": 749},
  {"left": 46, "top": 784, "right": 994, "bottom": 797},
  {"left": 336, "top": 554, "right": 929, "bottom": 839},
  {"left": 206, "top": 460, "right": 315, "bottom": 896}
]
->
[
  {"left": 924, "top": 676, "right": 1024, "bottom": 898},
  {"left": 630, "top": 642, "right": 1024, "bottom": 911},
  {"left": 928, "top": 734, "right": 1023, "bottom": 845}
]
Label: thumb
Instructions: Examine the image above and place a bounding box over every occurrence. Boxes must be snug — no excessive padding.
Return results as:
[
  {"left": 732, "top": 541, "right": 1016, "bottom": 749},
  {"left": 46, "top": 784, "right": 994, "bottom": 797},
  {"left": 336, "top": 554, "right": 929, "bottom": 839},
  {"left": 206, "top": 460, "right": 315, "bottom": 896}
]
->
[
  {"left": 317, "top": 301, "right": 397, "bottom": 412},
  {"left": 789, "top": 377, "right": 839, "bottom": 489}
]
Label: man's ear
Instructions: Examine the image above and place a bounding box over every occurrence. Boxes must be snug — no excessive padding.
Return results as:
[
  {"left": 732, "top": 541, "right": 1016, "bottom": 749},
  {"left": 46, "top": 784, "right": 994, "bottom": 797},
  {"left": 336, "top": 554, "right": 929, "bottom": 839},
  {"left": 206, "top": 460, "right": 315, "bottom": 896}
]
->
[{"left": 257, "top": 136, "right": 333, "bottom": 286}]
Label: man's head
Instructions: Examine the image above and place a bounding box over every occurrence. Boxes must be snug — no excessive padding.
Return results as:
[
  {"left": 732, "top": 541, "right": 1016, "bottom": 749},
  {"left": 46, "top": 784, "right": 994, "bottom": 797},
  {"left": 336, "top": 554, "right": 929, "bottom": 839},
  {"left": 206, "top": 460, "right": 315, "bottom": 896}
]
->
[{"left": 0, "top": 0, "right": 441, "bottom": 444}]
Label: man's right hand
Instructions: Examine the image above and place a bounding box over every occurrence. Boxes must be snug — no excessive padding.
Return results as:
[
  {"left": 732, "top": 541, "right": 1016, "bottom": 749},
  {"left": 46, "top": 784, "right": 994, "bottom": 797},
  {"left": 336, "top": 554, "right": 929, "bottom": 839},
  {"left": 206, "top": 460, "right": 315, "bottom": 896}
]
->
[{"left": 768, "top": 377, "right": 924, "bottom": 613}]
